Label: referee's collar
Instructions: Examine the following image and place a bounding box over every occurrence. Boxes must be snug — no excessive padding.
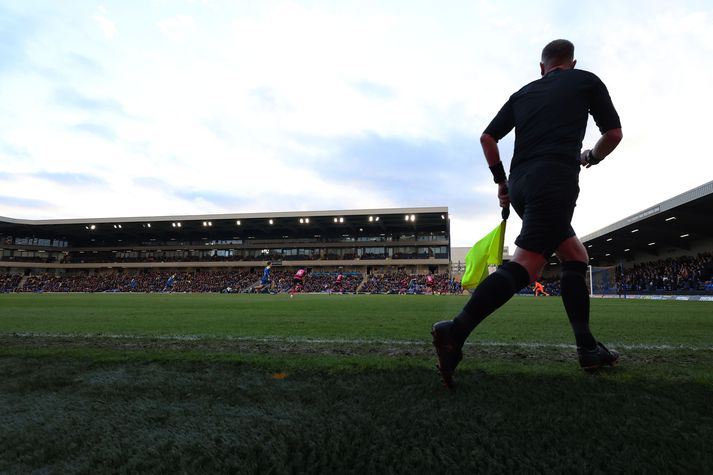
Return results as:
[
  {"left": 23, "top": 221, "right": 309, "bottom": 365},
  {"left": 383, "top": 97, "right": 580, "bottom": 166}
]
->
[{"left": 544, "top": 68, "right": 565, "bottom": 77}]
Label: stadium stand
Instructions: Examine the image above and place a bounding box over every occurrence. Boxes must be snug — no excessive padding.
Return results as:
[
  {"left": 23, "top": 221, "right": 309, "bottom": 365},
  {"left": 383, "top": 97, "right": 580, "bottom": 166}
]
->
[
  {"left": 0, "top": 208, "right": 450, "bottom": 280},
  {"left": 618, "top": 252, "right": 712, "bottom": 294}
]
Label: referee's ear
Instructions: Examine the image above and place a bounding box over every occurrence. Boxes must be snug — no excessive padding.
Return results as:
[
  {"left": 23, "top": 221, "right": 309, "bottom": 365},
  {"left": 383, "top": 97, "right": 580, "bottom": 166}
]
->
[{"left": 540, "top": 62, "right": 545, "bottom": 76}]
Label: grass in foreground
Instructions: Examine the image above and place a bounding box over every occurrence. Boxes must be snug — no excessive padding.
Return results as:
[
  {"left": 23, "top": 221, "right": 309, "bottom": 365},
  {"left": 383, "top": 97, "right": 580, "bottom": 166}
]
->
[{"left": 1, "top": 294, "right": 712, "bottom": 473}]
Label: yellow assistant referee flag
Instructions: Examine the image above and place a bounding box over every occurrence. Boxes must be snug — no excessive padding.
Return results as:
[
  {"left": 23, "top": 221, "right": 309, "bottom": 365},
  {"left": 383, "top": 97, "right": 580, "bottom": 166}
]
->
[{"left": 461, "top": 218, "right": 506, "bottom": 290}]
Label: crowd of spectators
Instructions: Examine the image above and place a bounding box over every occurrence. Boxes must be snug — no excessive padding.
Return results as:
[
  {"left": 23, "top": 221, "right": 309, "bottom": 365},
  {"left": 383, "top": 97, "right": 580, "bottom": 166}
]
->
[
  {"left": 0, "top": 269, "right": 463, "bottom": 295},
  {"left": 3, "top": 253, "right": 710, "bottom": 295},
  {"left": 358, "top": 272, "right": 460, "bottom": 294},
  {"left": 0, "top": 273, "right": 22, "bottom": 292},
  {"left": 618, "top": 252, "right": 712, "bottom": 293}
]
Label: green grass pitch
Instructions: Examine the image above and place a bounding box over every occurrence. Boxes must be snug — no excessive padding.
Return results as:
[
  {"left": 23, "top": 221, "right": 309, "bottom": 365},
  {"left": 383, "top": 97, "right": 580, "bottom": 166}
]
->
[{"left": 1, "top": 293, "right": 712, "bottom": 473}]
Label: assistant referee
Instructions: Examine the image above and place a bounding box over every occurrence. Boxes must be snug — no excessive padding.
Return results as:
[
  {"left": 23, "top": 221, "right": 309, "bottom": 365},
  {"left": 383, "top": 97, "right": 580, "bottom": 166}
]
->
[{"left": 432, "top": 39, "right": 623, "bottom": 389}]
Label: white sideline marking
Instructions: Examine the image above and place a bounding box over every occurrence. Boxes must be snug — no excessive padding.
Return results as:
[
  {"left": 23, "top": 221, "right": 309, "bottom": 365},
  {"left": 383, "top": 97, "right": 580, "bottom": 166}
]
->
[{"left": 4, "top": 332, "right": 713, "bottom": 352}]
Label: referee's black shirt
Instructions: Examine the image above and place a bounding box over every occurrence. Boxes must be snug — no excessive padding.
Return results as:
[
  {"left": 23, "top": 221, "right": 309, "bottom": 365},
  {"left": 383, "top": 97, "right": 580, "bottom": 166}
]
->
[{"left": 483, "top": 68, "right": 621, "bottom": 173}]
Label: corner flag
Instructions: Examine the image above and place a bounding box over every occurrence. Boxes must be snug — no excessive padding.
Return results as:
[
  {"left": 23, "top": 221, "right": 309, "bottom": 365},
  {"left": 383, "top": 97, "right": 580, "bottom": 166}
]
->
[{"left": 461, "top": 207, "right": 508, "bottom": 290}]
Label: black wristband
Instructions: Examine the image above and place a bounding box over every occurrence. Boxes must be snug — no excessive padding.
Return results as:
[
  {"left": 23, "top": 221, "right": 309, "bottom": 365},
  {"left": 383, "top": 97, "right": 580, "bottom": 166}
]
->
[
  {"left": 587, "top": 150, "right": 602, "bottom": 166},
  {"left": 489, "top": 162, "right": 507, "bottom": 184}
]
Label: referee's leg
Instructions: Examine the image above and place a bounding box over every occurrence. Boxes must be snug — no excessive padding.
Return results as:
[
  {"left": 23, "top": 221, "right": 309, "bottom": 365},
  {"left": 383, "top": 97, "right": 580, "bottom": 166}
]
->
[{"left": 556, "top": 236, "right": 596, "bottom": 350}]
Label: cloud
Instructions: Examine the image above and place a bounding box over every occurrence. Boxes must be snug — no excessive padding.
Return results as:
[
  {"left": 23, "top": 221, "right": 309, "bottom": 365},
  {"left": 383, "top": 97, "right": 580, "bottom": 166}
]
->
[
  {"left": 65, "top": 52, "right": 106, "bottom": 75},
  {"left": 0, "top": 195, "right": 52, "bottom": 209},
  {"left": 351, "top": 81, "right": 396, "bottom": 100},
  {"left": 0, "top": 6, "right": 34, "bottom": 73},
  {"left": 31, "top": 171, "right": 106, "bottom": 187},
  {"left": 0, "top": 140, "right": 29, "bottom": 158},
  {"left": 93, "top": 9, "right": 117, "bottom": 39},
  {"left": 173, "top": 189, "right": 248, "bottom": 208},
  {"left": 134, "top": 176, "right": 173, "bottom": 192},
  {"left": 53, "top": 87, "right": 125, "bottom": 114},
  {"left": 158, "top": 15, "right": 195, "bottom": 41},
  {"left": 71, "top": 122, "right": 117, "bottom": 141},
  {"left": 315, "top": 133, "right": 487, "bottom": 206}
]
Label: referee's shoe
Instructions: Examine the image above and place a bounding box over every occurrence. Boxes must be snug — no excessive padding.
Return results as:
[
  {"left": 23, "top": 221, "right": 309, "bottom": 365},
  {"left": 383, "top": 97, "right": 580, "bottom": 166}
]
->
[
  {"left": 577, "top": 342, "right": 619, "bottom": 371},
  {"left": 431, "top": 321, "right": 463, "bottom": 389}
]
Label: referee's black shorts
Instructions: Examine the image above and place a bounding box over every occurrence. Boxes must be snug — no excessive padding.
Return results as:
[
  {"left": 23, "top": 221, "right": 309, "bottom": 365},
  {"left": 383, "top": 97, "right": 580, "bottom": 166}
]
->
[{"left": 508, "top": 160, "right": 580, "bottom": 258}]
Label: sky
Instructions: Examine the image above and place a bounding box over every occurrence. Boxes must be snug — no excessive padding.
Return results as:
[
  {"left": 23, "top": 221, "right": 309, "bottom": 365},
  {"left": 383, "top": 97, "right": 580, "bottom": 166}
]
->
[{"left": 1, "top": 0, "right": 712, "bottom": 249}]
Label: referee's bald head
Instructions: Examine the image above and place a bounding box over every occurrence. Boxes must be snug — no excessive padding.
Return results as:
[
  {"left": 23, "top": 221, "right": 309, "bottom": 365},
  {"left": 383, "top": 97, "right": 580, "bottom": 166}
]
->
[{"left": 541, "top": 39, "right": 574, "bottom": 66}]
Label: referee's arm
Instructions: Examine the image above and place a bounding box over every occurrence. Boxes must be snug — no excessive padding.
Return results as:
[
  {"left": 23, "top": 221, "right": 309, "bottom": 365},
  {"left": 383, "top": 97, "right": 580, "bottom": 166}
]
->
[
  {"left": 581, "top": 127, "right": 623, "bottom": 168},
  {"left": 480, "top": 133, "right": 510, "bottom": 208},
  {"left": 481, "top": 99, "right": 515, "bottom": 208}
]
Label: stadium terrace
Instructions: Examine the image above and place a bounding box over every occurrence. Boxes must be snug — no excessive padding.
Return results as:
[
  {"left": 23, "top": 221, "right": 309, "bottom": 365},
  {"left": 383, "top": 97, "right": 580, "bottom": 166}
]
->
[{"left": 0, "top": 207, "right": 450, "bottom": 278}]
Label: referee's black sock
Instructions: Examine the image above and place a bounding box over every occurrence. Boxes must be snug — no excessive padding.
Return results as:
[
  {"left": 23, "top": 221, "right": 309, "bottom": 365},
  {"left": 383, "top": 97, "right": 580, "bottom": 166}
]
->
[
  {"left": 452, "top": 261, "right": 530, "bottom": 346},
  {"left": 560, "top": 261, "right": 596, "bottom": 350}
]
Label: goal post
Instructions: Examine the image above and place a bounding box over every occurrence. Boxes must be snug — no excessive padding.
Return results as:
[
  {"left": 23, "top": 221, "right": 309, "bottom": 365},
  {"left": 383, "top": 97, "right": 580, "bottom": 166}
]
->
[{"left": 587, "top": 265, "right": 619, "bottom": 297}]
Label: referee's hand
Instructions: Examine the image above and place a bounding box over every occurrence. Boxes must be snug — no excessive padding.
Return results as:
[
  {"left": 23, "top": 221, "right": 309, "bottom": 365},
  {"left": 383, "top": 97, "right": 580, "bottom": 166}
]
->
[
  {"left": 498, "top": 182, "right": 509, "bottom": 208},
  {"left": 580, "top": 149, "right": 599, "bottom": 168}
]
